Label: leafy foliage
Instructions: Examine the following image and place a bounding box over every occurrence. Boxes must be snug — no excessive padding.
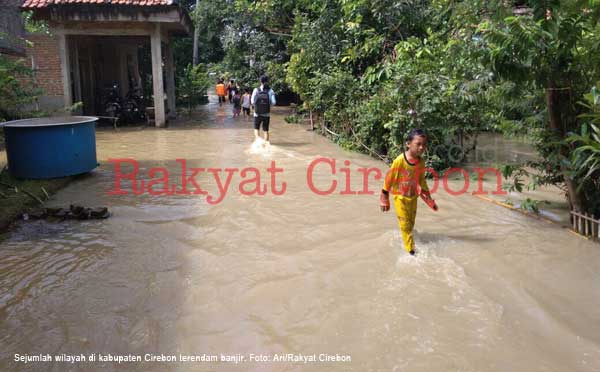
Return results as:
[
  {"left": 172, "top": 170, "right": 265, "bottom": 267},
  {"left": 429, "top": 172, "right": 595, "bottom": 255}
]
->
[
  {"left": 477, "top": 1, "right": 600, "bottom": 213},
  {"left": 567, "top": 86, "right": 600, "bottom": 215},
  {"left": 285, "top": 1, "right": 499, "bottom": 169},
  {"left": 22, "top": 11, "right": 50, "bottom": 35},
  {"left": 177, "top": 64, "right": 211, "bottom": 113},
  {"left": 0, "top": 55, "right": 43, "bottom": 122}
]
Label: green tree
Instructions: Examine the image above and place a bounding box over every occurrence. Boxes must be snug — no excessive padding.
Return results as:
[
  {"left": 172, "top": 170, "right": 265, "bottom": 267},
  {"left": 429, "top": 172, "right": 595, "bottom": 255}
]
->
[
  {"left": 479, "top": 1, "right": 600, "bottom": 212},
  {"left": 0, "top": 55, "right": 42, "bottom": 121},
  {"left": 568, "top": 85, "right": 600, "bottom": 215},
  {"left": 177, "top": 64, "right": 211, "bottom": 114},
  {"left": 286, "top": 0, "right": 496, "bottom": 168}
]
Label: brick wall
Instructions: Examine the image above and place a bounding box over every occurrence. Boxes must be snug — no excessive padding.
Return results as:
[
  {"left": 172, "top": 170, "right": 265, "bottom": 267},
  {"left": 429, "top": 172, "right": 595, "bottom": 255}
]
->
[
  {"left": 7, "top": 32, "right": 66, "bottom": 112},
  {"left": 26, "top": 33, "right": 63, "bottom": 97}
]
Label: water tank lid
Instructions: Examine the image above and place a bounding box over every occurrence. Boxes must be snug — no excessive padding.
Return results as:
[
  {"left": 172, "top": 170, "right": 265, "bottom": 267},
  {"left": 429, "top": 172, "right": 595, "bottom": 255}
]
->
[{"left": 0, "top": 116, "right": 98, "bottom": 128}]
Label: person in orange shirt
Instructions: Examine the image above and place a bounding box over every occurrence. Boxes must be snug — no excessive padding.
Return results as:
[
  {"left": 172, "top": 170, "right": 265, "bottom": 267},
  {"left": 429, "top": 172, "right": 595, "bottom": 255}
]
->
[
  {"left": 380, "top": 128, "right": 438, "bottom": 256},
  {"left": 215, "top": 79, "right": 226, "bottom": 106}
]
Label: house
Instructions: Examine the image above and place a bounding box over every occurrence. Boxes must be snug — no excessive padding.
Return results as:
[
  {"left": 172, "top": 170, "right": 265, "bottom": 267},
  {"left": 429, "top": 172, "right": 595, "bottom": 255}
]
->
[
  {"left": 20, "top": 0, "right": 193, "bottom": 127},
  {"left": 0, "top": 0, "right": 26, "bottom": 56}
]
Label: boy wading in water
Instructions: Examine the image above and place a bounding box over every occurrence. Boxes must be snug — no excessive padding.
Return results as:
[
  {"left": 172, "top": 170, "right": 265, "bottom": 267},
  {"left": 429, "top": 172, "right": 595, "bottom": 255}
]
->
[
  {"left": 380, "top": 129, "right": 438, "bottom": 256},
  {"left": 232, "top": 91, "right": 242, "bottom": 117}
]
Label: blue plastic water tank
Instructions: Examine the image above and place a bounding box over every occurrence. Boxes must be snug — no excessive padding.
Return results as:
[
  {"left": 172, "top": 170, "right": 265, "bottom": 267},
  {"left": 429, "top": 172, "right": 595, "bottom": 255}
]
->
[{"left": 1, "top": 116, "right": 98, "bottom": 179}]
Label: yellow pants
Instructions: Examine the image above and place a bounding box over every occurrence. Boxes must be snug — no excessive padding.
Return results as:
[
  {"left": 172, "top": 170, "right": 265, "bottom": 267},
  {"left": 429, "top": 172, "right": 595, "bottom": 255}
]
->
[{"left": 393, "top": 195, "right": 418, "bottom": 252}]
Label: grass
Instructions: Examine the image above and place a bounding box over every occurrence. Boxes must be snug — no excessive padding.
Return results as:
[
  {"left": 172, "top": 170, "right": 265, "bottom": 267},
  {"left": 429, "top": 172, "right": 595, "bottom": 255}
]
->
[{"left": 0, "top": 168, "right": 75, "bottom": 233}]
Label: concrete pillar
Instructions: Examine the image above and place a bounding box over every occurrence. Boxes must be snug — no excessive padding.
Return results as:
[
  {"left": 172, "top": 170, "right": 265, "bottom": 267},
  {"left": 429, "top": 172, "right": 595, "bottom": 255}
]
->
[
  {"left": 165, "top": 40, "right": 176, "bottom": 119},
  {"left": 57, "top": 33, "right": 73, "bottom": 110},
  {"left": 150, "top": 24, "right": 166, "bottom": 127}
]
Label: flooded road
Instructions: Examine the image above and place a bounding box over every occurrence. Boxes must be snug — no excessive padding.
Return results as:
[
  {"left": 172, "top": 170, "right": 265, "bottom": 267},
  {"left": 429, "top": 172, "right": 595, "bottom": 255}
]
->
[{"left": 1, "top": 100, "right": 600, "bottom": 372}]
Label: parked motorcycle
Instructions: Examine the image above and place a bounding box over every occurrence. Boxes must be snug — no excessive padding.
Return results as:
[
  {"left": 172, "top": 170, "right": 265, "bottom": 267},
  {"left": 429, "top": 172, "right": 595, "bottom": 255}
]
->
[
  {"left": 101, "top": 82, "right": 122, "bottom": 119},
  {"left": 101, "top": 83, "right": 146, "bottom": 124},
  {"left": 121, "top": 87, "right": 146, "bottom": 123}
]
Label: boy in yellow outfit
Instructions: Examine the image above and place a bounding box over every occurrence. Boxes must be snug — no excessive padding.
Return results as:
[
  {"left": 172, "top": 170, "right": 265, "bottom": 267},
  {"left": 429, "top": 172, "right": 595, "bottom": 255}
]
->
[{"left": 380, "top": 129, "right": 438, "bottom": 255}]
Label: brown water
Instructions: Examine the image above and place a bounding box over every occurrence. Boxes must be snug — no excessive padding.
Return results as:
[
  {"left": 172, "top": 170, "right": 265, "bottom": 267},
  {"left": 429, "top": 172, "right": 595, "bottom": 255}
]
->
[
  {"left": 1, "top": 101, "right": 600, "bottom": 372},
  {"left": 465, "top": 132, "right": 571, "bottom": 224}
]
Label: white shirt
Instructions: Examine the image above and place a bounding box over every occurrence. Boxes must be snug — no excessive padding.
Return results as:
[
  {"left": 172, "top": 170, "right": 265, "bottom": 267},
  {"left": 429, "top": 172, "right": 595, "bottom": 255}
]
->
[
  {"left": 250, "top": 85, "right": 276, "bottom": 117},
  {"left": 242, "top": 94, "right": 251, "bottom": 108}
]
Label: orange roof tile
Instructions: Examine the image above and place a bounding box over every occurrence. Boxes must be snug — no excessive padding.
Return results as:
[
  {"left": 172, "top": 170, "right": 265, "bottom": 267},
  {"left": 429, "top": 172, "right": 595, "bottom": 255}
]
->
[{"left": 22, "top": 0, "right": 176, "bottom": 8}]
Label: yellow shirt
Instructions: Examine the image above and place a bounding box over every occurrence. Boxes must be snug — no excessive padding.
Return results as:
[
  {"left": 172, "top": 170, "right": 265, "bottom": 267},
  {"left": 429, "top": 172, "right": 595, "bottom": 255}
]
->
[{"left": 383, "top": 153, "right": 429, "bottom": 198}]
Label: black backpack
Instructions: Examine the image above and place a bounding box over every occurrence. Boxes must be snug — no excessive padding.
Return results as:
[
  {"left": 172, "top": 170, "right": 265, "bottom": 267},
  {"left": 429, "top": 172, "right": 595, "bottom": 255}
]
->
[{"left": 255, "top": 88, "right": 271, "bottom": 115}]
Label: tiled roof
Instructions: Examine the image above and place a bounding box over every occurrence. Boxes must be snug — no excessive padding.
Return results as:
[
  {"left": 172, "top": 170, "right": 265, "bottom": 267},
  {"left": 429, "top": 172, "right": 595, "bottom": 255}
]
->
[{"left": 22, "top": 0, "right": 176, "bottom": 9}]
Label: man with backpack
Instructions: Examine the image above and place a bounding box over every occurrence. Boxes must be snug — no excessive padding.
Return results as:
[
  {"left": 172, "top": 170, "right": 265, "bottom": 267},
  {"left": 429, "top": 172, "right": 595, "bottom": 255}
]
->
[{"left": 251, "top": 75, "right": 276, "bottom": 143}]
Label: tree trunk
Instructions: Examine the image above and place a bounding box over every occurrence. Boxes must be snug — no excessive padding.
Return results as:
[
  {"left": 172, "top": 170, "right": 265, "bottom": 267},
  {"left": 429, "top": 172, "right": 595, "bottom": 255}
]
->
[
  {"left": 192, "top": 0, "right": 201, "bottom": 66},
  {"left": 546, "top": 85, "right": 585, "bottom": 212}
]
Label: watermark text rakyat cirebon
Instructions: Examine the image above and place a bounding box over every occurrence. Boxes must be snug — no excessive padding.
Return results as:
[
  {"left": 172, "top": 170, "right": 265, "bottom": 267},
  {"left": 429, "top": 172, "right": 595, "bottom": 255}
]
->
[{"left": 107, "top": 158, "right": 506, "bottom": 204}]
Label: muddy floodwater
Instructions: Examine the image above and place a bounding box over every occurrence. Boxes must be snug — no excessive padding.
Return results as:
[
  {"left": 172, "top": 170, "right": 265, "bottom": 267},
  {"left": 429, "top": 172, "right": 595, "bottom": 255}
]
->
[{"left": 1, "top": 101, "right": 600, "bottom": 372}]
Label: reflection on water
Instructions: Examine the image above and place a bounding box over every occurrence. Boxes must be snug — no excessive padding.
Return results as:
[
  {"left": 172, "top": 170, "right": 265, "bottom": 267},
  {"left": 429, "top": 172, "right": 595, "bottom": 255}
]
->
[
  {"left": 467, "top": 132, "right": 538, "bottom": 166},
  {"left": 464, "top": 132, "right": 571, "bottom": 224},
  {"left": 1, "top": 102, "right": 600, "bottom": 372}
]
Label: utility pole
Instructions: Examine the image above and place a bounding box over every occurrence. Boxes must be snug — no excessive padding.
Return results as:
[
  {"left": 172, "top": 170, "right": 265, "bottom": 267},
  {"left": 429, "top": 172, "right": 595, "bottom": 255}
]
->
[{"left": 192, "top": 0, "right": 200, "bottom": 65}]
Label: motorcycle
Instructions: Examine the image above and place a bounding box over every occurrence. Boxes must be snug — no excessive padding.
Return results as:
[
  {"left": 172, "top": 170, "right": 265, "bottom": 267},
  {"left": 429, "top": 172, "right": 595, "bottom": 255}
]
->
[
  {"left": 121, "top": 87, "right": 146, "bottom": 123},
  {"left": 101, "top": 82, "right": 122, "bottom": 119},
  {"left": 101, "top": 83, "right": 146, "bottom": 124}
]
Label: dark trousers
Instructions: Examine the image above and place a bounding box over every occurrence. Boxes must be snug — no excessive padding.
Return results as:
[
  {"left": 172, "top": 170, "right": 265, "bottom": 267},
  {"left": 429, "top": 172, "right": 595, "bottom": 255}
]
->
[{"left": 254, "top": 116, "right": 270, "bottom": 131}]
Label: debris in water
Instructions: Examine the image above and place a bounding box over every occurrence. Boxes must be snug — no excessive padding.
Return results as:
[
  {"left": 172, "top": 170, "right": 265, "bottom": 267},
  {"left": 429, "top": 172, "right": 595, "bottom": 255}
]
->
[{"left": 22, "top": 205, "right": 111, "bottom": 221}]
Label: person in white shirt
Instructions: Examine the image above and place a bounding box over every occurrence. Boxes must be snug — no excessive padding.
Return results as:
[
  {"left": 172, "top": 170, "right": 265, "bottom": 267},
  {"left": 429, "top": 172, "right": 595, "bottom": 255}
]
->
[
  {"left": 251, "top": 75, "right": 276, "bottom": 143},
  {"left": 241, "top": 88, "right": 251, "bottom": 121}
]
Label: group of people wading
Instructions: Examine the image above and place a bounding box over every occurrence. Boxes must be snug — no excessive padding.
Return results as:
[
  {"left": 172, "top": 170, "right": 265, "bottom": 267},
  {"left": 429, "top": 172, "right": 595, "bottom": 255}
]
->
[{"left": 215, "top": 75, "right": 276, "bottom": 144}]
